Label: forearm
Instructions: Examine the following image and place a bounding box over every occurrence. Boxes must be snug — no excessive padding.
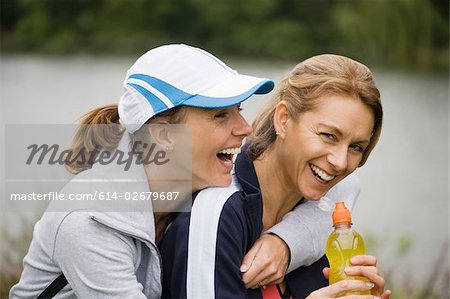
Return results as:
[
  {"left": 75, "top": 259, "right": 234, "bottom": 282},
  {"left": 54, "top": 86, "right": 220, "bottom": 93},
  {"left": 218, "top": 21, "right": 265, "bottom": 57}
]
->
[{"left": 268, "top": 200, "right": 331, "bottom": 272}]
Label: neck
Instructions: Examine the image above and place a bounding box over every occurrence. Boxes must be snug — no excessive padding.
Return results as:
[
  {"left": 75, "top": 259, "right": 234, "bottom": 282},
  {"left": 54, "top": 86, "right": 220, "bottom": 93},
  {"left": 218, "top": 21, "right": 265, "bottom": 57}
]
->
[
  {"left": 254, "top": 149, "right": 302, "bottom": 231},
  {"left": 154, "top": 212, "right": 172, "bottom": 244},
  {"left": 143, "top": 164, "right": 192, "bottom": 243},
  {"left": 144, "top": 161, "right": 193, "bottom": 210}
]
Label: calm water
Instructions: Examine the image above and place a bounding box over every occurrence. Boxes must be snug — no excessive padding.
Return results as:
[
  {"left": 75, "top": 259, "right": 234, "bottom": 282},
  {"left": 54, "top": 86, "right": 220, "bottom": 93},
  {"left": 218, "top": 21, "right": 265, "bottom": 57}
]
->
[{"left": 1, "top": 56, "right": 448, "bottom": 293}]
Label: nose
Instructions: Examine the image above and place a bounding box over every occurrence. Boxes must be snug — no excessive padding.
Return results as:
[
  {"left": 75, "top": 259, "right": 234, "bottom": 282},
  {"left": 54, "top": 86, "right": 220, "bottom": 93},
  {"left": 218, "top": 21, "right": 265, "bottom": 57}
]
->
[
  {"left": 327, "top": 146, "right": 348, "bottom": 172},
  {"left": 233, "top": 113, "right": 253, "bottom": 137}
]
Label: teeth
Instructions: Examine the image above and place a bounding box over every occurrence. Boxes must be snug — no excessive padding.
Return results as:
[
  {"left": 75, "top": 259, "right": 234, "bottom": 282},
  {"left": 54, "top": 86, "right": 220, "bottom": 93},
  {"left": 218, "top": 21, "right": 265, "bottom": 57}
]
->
[
  {"left": 310, "top": 164, "right": 335, "bottom": 182},
  {"left": 218, "top": 147, "right": 241, "bottom": 155}
]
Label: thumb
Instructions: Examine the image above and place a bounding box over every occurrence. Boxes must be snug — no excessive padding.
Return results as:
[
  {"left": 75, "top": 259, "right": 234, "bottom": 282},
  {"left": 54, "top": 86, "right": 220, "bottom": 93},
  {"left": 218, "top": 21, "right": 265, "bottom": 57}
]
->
[
  {"left": 322, "top": 267, "right": 330, "bottom": 279},
  {"left": 240, "top": 240, "right": 262, "bottom": 272}
]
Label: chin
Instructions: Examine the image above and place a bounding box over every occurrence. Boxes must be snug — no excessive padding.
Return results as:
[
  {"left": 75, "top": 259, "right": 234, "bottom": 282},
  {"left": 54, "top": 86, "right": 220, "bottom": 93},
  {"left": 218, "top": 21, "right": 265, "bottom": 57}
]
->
[
  {"left": 197, "top": 176, "right": 231, "bottom": 190},
  {"left": 301, "top": 189, "right": 325, "bottom": 201},
  {"left": 214, "top": 178, "right": 232, "bottom": 187},
  {"left": 212, "top": 175, "right": 232, "bottom": 187},
  {"left": 303, "top": 195, "right": 322, "bottom": 201}
]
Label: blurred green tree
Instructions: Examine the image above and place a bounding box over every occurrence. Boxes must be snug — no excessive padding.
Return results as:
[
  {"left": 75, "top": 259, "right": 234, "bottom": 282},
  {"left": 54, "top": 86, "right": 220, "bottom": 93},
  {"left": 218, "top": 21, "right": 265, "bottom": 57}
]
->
[{"left": 0, "top": 0, "right": 447, "bottom": 69}]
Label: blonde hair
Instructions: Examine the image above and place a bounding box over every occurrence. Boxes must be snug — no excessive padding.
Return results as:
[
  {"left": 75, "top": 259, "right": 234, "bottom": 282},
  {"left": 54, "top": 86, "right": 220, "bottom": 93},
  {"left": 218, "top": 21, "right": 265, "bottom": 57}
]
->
[
  {"left": 65, "top": 104, "right": 186, "bottom": 174},
  {"left": 248, "top": 54, "right": 382, "bottom": 166}
]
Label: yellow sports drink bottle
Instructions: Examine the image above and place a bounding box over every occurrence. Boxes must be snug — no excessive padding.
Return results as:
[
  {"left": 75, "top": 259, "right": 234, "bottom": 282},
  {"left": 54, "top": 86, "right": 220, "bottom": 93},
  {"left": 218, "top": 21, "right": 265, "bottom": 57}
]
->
[{"left": 325, "top": 201, "right": 370, "bottom": 295}]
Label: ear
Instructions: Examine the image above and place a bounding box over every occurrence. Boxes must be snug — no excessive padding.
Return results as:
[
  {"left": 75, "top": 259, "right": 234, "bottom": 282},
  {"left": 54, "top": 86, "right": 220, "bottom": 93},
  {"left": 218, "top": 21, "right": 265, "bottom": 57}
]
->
[
  {"left": 147, "top": 124, "right": 175, "bottom": 152},
  {"left": 273, "top": 101, "right": 290, "bottom": 139}
]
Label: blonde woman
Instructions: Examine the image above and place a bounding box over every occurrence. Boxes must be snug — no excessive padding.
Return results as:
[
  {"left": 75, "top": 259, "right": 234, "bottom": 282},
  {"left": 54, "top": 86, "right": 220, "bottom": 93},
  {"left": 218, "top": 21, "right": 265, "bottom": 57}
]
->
[{"left": 161, "top": 54, "right": 391, "bottom": 298}]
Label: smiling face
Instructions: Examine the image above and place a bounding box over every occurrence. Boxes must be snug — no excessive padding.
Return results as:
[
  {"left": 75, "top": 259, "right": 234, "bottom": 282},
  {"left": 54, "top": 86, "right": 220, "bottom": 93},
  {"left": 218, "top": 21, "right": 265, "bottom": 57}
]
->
[
  {"left": 183, "top": 105, "right": 252, "bottom": 191},
  {"left": 277, "top": 94, "right": 374, "bottom": 200}
]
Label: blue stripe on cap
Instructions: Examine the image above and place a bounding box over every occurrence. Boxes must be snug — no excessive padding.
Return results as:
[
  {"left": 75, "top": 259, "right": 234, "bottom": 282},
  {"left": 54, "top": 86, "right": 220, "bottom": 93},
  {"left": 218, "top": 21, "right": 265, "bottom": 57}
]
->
[
  {"left": 128, "top": 83, "right": 168, "bottom": 114},
  {"left": 129, "top": 74, "right": 192, "bottom": 106},
  {"left": 183, "top": 79, "right": 274, "bottom": 108}
]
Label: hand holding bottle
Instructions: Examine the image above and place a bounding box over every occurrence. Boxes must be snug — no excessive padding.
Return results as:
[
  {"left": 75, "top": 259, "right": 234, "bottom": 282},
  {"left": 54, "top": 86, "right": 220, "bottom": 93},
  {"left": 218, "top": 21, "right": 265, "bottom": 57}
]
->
[
  {"left": 314, "top": 201, "right": 391, "bottom": 299},
  {"left": 319, "top": 255, "right": 391, "bottom": 298},
  {"left": 326, "top": 202, "right": 368, "bottom": 293}
]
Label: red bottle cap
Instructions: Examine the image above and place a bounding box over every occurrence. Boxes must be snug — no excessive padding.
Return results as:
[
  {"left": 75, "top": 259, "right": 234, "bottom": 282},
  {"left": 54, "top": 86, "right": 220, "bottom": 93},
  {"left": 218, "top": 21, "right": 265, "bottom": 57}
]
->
[{"left": 332, "top": 201, "right": 352, "bottom": 225}]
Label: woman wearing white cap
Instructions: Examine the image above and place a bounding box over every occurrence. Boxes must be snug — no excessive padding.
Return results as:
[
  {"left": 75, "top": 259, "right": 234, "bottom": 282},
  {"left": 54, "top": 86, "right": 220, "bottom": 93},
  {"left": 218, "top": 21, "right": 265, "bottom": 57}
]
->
[
  {"left": 10, "top": 45, "right": 362, "bottom": 299},
  {"left": 160, "top": 54, "right": 391, "bottom": 298}
]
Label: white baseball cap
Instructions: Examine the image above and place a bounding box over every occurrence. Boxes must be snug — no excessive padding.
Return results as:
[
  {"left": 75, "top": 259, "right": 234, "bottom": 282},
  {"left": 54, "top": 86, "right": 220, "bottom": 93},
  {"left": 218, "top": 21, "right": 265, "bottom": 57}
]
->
[{"left": 118, "top": 44, "right": 274, "bottom": 133}]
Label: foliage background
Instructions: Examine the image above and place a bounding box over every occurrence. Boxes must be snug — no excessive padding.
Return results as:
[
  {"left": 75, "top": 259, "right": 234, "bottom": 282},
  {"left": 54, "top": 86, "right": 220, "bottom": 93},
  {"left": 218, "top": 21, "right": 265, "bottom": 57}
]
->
[{"left": 1, "top": 0, "right": 448, "bottom": 70}]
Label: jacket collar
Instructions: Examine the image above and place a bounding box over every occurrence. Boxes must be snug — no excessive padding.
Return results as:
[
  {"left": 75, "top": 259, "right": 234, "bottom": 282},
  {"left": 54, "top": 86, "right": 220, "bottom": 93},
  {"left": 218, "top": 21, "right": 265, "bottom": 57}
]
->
[
  {"left": 234, "top": 144, "right": 261, "bottom": 196},
  {"left": 234, "top": 144, "right": 264, "bottom": 241}
]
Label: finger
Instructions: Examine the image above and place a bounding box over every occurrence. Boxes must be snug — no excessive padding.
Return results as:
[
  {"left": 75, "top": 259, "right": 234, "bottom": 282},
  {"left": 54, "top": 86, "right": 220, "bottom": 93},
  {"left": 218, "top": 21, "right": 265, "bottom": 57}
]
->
[
  {"left": 261, "top": 263, "right": 286, "bottom": 286},
  {"left": 243, "top": 260, "right": 267, "bottom": 288},
  {"left": 245, "top": 263, "right": 282, "bottom": 289},
  {"left": 242, "top": 239, "right": 265, "bottom": 286},
  {"left": 241, "top": 240, "right": 263, "bottom": 273},
  {"left": 243, "top": 254, "right": 274, "bottom": 288},
  {"left": 322, "top": 267, "right": 330, "bottom": 279},
  {"left": 313, "top": 280, "right": 375, "bottom": 296},
  {"left": 350, "top": 255, "right": 377, "bottom": 266},
  {"left": 243, "top": 234, "right": 289, "bottom": 288},
  {"left": 244, "top": 273, "right": 265, "bottom": 289},
  {"left": 339, "top": 296, "right": 376, "bottom": 299},
  {"left": 345, "top": 266, "right": 378, "bottom": 277},
  {"left": 259, "top": 271, "right": 285, "bottom": 288},
  {"left": 344, "top": 266, "right": 385, "bottom": 289},
  {"left": 344, "top": 266, "right": 386, "bottom": 297},
  {"left": 381, "top": 289, "right": 392, "bottom": 299},
  {"left": 246, "top": 273, "right": 276, "bottom": 289}
]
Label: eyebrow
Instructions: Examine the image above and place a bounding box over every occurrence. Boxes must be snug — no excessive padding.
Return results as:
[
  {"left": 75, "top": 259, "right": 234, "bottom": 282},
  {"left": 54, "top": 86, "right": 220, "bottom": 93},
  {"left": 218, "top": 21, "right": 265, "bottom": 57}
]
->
[{"left": 318, "top": 123, "right": 370, "bottom": 144}]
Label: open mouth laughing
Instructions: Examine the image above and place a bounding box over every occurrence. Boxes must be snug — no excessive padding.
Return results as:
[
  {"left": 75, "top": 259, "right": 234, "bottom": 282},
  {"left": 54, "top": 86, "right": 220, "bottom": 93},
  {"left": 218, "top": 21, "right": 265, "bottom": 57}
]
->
[
  {"left": 217, "top": 147, "right": 241, "bottom": 164},
  {"left": 309, "top": 163, "right": 336, "bottom": 183}
]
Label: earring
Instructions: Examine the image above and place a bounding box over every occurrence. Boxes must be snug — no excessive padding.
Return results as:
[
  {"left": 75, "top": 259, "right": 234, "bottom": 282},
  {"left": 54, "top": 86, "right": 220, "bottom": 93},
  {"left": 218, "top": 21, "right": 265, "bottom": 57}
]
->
[{"left": 165, "top": 145, "right": 173, "bottom": 152}]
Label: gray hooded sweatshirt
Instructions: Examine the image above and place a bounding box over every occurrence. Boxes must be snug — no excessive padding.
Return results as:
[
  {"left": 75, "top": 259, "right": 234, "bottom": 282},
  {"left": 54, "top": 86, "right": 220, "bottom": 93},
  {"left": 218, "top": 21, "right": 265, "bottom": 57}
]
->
[{"left": 10, "top": 134, "right": 162, "bottom": 299}]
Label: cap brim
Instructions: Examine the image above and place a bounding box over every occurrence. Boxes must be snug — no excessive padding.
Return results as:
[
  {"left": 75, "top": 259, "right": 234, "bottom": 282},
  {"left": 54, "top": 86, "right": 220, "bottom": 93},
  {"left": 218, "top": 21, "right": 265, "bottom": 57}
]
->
[{"left": 182, "top": 74, "right": 274, "bottom": 108}]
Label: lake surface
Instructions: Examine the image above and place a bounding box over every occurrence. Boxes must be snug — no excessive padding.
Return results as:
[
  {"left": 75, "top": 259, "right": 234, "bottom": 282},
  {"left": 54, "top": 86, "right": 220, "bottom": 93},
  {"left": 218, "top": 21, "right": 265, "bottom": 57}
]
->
[{"left": 1, "top": 55, "right": 448, "bottom": 295}]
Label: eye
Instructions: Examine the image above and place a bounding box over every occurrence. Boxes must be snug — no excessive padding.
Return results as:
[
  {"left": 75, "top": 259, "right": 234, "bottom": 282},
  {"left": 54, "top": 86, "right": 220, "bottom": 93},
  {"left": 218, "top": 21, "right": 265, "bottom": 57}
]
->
[
  {"left": 214, "top": 111, "right": 229, "bottom": 118},
  {"left": 349, "top": 144, "right": 364, "bottom": 153},
  {"left": 320, "top": 132, "right": 336, "bottom": 142}
]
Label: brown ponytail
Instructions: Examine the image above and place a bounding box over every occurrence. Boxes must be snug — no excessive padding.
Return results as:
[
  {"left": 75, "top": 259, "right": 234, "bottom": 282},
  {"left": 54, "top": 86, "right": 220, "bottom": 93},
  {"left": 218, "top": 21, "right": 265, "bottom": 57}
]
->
[
  {"left": 79, "top": 104, "right": 121, "bottom": 125},
  {"left": 65, "top": 104, "right": 125, "bottom": 174},
  {"left": 65, "top": 104, "right": 188, "bottom": 174}
]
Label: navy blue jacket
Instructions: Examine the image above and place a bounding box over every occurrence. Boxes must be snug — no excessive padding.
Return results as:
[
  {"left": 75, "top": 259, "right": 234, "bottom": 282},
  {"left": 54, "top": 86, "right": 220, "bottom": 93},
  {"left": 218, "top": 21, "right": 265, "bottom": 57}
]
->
[{"left": 160, "top": 148, "right": 328, "bottom": 299}]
